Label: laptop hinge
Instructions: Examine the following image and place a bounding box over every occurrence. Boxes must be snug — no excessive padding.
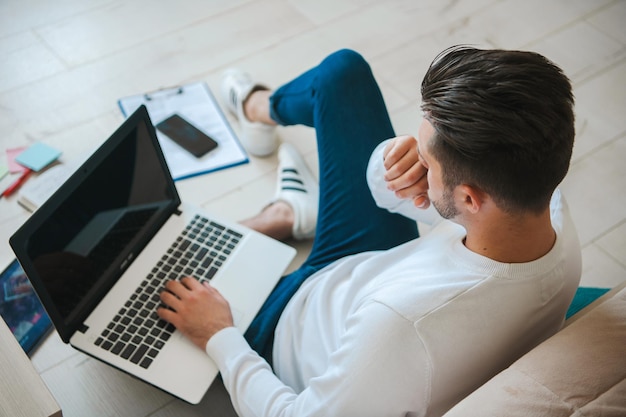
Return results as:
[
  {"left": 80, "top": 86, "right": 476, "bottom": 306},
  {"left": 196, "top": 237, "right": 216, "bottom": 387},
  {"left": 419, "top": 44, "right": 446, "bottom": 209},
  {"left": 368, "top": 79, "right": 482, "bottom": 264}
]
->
[
  {"left": 78, "top": 324, "right": 89, "bottom": 334},
  {"left": 174, "top": 208, "right": 182, "bottom": 216}
]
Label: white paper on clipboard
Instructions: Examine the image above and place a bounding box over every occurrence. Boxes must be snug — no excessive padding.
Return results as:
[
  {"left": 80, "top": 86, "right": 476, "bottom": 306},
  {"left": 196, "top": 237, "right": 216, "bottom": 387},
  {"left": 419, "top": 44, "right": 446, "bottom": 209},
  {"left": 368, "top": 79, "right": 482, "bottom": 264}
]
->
[{"left": 118, "top": 82, "right": 248, "bottom": 181}]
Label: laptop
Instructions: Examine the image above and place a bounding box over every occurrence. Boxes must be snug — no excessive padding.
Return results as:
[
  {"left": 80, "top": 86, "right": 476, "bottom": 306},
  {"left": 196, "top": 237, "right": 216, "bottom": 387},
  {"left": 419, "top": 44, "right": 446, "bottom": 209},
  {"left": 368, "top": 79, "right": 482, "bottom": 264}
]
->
[{"left": 9, "top": 105, "right": 296, "bottom": 404}]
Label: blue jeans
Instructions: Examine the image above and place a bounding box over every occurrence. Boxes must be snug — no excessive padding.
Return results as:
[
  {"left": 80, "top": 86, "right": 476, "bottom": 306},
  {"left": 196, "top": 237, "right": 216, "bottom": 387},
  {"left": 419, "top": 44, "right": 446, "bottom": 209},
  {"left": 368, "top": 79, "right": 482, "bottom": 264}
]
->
[{"left": 244, "top": 49, "right": 419, "bottom": 362}]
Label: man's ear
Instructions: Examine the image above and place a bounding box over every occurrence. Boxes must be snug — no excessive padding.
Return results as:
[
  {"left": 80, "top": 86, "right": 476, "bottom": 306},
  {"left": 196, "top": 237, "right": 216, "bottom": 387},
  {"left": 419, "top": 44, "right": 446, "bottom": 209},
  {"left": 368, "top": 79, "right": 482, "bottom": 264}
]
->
[{"left": 456, "top": 184, "right": 485, "bottom": 214}]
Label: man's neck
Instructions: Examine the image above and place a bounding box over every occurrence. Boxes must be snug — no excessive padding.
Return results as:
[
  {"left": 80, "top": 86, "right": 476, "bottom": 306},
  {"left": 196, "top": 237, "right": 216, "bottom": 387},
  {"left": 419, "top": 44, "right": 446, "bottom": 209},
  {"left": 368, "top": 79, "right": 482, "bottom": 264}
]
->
[{"left": 462, "top": 208, "right": 556, "bottom": 264}]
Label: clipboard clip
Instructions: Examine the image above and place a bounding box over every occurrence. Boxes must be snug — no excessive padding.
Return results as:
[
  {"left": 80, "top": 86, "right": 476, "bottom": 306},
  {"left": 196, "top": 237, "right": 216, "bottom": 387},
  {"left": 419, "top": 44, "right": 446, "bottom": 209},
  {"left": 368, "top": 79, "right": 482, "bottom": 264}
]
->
[{"left": 144, "top": 86, "right": 184, "bottom": 101}]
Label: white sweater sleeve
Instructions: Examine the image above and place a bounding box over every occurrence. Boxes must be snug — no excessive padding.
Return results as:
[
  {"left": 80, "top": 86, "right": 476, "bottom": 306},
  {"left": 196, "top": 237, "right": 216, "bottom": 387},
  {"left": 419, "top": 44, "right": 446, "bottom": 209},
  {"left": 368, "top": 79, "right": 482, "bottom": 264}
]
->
[
  {"left": 366, "top": 139, "right": 441, "bottom": 226},
  {"left": 206, "top": 302, "right": 430, "bottom": 417}
]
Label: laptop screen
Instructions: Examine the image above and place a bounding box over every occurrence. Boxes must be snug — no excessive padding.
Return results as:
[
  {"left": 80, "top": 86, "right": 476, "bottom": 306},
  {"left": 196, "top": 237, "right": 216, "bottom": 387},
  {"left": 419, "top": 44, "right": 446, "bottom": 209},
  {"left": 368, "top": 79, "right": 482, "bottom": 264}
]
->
[{"left": 11, "top": 106, "right": 179, "bottom": 337}]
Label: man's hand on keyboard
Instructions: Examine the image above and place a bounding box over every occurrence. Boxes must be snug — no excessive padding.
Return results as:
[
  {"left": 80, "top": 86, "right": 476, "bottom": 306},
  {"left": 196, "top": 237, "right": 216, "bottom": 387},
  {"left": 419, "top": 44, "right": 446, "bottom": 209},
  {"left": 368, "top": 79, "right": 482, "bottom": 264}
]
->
[{"left": 157, "top": 276, "right": 234, "bottom": 350}]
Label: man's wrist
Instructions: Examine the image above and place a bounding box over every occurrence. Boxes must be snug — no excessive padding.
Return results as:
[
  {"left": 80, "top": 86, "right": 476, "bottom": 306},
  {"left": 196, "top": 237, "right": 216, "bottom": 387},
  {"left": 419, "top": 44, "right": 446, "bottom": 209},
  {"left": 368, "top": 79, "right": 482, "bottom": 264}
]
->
[{"left": 205, "top": 327, "right": 247, "bottom": 363}]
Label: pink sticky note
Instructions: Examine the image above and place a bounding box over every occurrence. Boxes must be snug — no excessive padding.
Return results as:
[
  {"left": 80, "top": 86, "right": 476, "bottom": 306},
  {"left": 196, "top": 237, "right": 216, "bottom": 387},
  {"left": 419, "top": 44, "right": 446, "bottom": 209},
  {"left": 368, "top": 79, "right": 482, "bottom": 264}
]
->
[{"left": 6, "top": 147, "right": 28, "bottom": 173}]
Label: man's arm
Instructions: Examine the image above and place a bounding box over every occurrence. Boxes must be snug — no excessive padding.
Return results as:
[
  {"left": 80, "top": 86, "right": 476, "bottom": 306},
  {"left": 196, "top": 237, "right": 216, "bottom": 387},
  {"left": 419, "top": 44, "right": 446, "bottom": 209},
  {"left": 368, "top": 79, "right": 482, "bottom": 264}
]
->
[
  {"left": 367, "top": 136, "right": 440, "bottom": 224},
  {"left": 209, "top": 299, "right": 429, "bottom": 416},
  {"left": 157, "top": 280, "right": 430, "bottom": 416}
]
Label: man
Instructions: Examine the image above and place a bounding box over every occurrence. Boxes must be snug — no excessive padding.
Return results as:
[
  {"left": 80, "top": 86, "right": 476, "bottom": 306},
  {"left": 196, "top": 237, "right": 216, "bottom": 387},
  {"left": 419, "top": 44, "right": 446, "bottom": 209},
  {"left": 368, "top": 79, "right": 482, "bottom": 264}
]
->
[{"left": 158, "top": 47, "right": 581, "bottom": 416}]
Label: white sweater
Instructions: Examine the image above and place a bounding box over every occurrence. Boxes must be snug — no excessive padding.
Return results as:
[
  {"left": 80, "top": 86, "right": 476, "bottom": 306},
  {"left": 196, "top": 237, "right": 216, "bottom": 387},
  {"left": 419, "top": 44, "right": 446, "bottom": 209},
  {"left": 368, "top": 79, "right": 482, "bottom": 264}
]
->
[{"left": 206, "top": 141, "right": 582, "bottom": 417}]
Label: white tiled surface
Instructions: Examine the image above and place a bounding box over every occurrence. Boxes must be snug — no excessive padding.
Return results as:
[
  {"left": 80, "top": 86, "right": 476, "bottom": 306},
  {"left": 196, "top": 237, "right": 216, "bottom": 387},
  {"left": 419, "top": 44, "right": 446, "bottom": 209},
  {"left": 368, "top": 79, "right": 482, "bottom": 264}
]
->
[{"left": 1, "top": 1, "right": 625, "bottom": 415}]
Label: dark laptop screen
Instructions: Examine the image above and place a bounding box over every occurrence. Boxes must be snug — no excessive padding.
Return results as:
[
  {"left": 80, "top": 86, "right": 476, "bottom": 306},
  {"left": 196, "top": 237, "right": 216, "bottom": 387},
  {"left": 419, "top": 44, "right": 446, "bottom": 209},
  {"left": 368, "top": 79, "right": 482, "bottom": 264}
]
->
[{"left": 14, "top": 107, "right": 178, "bottom": 332}]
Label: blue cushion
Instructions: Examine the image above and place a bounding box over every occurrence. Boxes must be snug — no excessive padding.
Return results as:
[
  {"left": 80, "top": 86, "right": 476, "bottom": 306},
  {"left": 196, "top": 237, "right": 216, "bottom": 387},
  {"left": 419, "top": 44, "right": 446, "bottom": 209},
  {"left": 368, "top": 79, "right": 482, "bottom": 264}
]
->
[{"left": 566, "top": 287, "right": 610, "bottom": 319}]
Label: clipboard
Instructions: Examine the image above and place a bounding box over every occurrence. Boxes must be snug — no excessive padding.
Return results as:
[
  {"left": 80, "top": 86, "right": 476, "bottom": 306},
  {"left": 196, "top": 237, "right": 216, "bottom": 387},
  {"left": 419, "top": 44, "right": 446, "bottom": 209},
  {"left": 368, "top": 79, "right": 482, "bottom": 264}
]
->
[{"left": 118, "top": 82, "right": 248, "bottom": 181}]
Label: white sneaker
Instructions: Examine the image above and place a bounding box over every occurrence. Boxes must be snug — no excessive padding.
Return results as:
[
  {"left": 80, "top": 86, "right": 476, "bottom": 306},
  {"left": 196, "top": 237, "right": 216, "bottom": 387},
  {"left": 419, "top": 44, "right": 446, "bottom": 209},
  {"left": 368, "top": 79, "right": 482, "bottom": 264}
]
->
[
  {"left": 220, "top": 69, "right": 278, "bottom": 157},
  {"left": 273, "top": 143, "right": 318, "bottom": 240}
]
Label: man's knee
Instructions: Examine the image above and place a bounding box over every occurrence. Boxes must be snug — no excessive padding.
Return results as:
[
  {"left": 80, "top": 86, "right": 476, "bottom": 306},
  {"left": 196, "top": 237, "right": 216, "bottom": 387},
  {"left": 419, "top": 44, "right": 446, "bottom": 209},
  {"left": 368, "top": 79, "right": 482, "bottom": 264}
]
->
[{"left": 317, "top": 49, "right": 373, "bottom": 90}]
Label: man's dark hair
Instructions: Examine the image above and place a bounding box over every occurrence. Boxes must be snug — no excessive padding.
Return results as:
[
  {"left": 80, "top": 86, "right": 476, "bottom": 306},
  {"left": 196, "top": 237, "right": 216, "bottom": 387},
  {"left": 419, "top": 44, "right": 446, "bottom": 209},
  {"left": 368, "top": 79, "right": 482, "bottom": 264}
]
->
[{"left": 421, "top": 46, "right": 575, "bottom": 214}]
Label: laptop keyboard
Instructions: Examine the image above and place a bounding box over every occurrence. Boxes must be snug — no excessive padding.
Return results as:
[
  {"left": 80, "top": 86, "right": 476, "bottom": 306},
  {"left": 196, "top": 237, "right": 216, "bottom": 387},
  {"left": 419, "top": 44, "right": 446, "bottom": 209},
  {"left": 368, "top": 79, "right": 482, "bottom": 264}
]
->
[{"left": 94, "top": 215, "right": 242, "bottom": 369}]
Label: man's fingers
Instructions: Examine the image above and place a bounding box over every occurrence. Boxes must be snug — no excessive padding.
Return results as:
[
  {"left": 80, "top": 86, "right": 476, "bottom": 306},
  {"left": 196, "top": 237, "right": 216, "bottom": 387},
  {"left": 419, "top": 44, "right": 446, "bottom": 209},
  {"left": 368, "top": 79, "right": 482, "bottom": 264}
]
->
[
  {"left": 384, "top": 152, "right": 417, "bottom": 182},
  {"left": 383, "top": 142, "right": 403, "bottom": 169},
  {"left": 164, "top": 278, "right": 185, "bottom": 294},
  {"left": 383, "top": 137, "right": 413, "bottom": 171},
  {"left": 394, "top": 180, "right": 427, "bottom": 200},
  {"left": 160, "top": 277, "right": 199, "bottom": 310},
  {"left": 180, "top": 276, "right": 203, "bottom": 291},
  {"left": 412, "top": 194, "right": 431, "bottom": 209},
  {"left": 157, "top": 305, "right": 177, "bottom": 322},
  {"left": 387, "top": 161, "right": 428, "bottom": 192},
  {"left": 160, "top": 287, "right": 182, "bottom": 309},
  {"left": 163, "top": 276, "right": 202, "bottom": 297}
]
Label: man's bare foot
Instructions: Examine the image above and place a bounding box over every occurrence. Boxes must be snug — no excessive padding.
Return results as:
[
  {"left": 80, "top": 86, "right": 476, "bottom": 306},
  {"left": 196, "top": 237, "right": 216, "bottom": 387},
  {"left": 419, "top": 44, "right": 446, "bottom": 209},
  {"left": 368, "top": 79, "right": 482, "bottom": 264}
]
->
[{"left": 240, "top": 201, "right": 294, "bottom": 241}]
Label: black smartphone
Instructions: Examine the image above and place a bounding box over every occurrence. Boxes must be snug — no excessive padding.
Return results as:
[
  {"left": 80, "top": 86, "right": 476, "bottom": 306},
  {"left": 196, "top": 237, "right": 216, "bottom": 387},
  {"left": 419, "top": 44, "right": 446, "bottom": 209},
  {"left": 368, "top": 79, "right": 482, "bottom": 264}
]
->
[{"left": 155, "top": 114, "right": 219, "bottom": 158}]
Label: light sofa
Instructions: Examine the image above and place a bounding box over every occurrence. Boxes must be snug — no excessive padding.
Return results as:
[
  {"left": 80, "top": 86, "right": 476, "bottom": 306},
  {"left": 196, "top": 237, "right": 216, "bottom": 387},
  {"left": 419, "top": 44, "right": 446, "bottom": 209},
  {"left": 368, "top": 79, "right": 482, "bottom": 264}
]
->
[{"left": 443, "top": 281, "right": 626, "bottom": 416}]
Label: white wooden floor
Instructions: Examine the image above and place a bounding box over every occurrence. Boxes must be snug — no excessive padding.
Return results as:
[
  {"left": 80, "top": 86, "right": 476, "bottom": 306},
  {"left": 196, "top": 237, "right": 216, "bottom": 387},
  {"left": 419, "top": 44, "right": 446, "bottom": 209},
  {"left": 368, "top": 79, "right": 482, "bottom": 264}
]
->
[{"left": 1, "top": 1, "right": 625, "bottom": 416}]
